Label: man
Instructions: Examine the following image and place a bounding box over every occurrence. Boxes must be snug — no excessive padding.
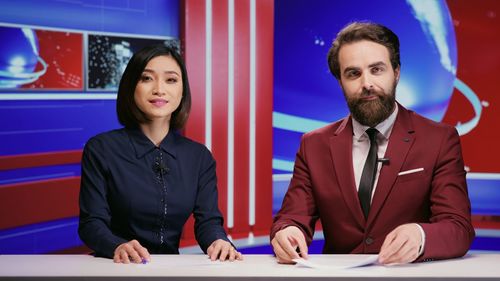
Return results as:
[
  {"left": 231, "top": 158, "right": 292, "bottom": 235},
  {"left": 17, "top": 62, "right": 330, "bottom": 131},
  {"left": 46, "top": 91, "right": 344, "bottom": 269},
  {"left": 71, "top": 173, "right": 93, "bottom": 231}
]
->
[{"left": 270, "top": 22, "right": 474, "bottom": 265}]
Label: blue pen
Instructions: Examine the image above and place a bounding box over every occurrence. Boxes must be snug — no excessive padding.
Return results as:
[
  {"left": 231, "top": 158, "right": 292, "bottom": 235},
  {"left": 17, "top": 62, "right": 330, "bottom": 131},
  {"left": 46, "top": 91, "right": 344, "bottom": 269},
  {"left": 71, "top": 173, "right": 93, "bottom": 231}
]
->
[{"left": 141, "top": 258, "right": 148, "bottom": 264}]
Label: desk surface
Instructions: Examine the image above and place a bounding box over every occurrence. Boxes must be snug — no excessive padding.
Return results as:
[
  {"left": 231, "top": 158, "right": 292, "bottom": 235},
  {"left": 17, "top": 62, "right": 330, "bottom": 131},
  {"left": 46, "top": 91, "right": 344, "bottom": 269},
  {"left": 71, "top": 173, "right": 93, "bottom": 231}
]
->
[{"left": 1, "top": 254, "right": 500, "bottom": 280}]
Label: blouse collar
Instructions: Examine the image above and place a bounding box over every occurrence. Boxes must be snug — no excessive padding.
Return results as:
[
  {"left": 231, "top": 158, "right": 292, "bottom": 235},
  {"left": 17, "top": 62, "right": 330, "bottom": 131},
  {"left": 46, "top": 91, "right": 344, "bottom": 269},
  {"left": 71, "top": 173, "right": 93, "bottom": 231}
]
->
[{"left": 126, "top": 127, "right": 178, "bottom": 159}]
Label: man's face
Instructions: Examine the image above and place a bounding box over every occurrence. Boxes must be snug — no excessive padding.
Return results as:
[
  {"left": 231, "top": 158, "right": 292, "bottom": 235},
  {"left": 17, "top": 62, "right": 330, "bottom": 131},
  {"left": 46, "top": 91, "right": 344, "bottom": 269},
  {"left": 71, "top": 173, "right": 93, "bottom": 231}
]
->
[{"left": 338, "top": 40, "right": 400, "bottom": 127}]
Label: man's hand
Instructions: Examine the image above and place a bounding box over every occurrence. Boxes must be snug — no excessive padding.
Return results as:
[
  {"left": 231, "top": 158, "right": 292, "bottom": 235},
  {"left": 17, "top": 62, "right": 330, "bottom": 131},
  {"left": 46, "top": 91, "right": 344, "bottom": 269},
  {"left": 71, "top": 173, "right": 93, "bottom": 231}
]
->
[
  {"left": 207, "top": 239, "right": 243, "bottom": 261},
  {"left": 271, "top": 226, "right": 308, "bottom": 264},
  {"left": 379, "top": 223, "right": 423, "bottom": 265},
  {"left": 113, "top": 240, "right": 150, "bottom": 264}
]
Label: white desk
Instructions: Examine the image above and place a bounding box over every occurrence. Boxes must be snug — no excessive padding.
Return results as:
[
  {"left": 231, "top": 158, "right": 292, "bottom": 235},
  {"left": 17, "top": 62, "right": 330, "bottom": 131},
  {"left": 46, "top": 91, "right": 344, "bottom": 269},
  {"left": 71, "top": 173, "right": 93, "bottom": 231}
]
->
[{"left": 1, "top": 254, "right": 499, "bottom": 280}]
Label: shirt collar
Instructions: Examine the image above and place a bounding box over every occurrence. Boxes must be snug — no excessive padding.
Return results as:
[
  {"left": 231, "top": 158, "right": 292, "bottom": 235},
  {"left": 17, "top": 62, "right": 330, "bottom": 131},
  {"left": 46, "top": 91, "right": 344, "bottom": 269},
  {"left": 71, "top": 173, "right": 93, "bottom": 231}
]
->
[
  {"left": 352, "top": 102, "right": 399, "bottom": 142},
  {"left": 126, "top": 127, "right": 178, "bottom": 159}
]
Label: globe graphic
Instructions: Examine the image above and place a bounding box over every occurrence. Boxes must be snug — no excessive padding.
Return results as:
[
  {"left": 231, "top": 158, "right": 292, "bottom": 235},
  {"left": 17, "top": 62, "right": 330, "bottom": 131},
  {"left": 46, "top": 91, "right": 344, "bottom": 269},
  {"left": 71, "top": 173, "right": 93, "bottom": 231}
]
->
[{"left": 0, "top": 26, "right": 43, "bottom": 88}]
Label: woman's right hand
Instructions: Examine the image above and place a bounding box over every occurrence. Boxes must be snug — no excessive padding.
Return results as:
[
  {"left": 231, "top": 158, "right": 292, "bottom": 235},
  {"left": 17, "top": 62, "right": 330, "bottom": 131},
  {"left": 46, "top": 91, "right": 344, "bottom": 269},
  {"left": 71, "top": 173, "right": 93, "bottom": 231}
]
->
[{"left": 113, "top": 239, "right": 151, "bottom": 264}]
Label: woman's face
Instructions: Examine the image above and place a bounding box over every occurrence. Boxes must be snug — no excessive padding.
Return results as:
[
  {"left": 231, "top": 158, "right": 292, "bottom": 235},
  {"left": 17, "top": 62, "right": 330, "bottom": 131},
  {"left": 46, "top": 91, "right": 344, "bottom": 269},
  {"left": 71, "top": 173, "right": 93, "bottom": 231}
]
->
[{"left": 134, "top": 55, "right": 183, "bottom": 123}]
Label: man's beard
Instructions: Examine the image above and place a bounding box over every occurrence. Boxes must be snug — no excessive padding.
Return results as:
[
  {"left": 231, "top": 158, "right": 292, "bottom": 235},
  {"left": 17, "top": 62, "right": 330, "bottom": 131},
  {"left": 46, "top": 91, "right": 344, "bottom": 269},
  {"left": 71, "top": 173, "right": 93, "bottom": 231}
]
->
[{"left": 344, "top": 82, "right": 397, "bottom": 128}]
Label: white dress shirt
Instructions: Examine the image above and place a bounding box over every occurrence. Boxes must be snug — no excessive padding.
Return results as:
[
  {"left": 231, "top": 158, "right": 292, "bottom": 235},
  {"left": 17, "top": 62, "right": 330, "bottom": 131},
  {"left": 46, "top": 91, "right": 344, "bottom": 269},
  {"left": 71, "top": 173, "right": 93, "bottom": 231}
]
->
[{"left": 352, "top": 103, "right": 398, "bottom": 196}]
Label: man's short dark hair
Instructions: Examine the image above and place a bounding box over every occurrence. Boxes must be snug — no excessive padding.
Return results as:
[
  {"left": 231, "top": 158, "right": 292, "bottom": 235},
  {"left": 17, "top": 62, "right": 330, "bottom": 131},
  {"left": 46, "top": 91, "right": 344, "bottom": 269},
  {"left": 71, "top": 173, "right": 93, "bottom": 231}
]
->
[
  {"left": 116, "top": 44, "right": 192, "bottom": 130},
  {"left": 327, "top": 22, "right": 400, "bottom": 80}
]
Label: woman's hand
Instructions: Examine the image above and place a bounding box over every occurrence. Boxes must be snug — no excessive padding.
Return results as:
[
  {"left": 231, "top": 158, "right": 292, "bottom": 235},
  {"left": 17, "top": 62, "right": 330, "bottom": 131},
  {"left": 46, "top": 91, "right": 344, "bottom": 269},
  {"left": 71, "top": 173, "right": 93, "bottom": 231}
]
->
[
  {"left": 113, "top": 239, "right": 151, "bottom": 264},
  {"left": 207, "top": 239, "right": 243, "bottom": 261}
]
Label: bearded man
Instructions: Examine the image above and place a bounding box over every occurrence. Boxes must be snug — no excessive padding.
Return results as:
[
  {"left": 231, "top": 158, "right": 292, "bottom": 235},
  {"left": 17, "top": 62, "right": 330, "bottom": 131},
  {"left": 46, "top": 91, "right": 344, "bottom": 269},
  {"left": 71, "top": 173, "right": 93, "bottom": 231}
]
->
[{"left": 270, "top": 22, "right": 474, "bottom": 265}]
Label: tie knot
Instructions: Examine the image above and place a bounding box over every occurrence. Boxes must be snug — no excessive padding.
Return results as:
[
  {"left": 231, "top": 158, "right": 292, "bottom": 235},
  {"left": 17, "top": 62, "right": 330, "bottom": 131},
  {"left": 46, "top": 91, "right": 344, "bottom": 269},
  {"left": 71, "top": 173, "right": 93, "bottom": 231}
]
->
[{"left": 366, "top": 128, "right": 378, "bottom": 142}]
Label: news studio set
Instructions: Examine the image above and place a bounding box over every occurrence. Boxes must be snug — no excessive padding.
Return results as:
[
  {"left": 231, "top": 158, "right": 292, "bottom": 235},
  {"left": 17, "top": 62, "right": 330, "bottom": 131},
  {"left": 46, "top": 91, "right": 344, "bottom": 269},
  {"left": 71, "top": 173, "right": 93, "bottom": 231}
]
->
[{"left": 0, "top": 0, "right": 499, "bottom": 280}]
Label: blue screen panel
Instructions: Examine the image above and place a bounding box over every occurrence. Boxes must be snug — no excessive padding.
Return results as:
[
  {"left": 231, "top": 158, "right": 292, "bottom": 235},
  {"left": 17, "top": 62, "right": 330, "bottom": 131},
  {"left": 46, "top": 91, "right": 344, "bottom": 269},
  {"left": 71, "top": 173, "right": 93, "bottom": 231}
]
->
[{"left": 0, "top": 0, "right": 179, "bottom": 37}]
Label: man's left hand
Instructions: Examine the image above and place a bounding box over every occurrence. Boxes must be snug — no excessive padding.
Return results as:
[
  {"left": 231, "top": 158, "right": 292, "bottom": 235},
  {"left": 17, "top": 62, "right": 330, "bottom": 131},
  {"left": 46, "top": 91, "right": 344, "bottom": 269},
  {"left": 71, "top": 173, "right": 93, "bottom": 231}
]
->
[
  {"left": 207, "top": 239, "right": 243, "bottom": 262},
  {"left": 378, "top": 223, "right": 422, "bottom": 265}
]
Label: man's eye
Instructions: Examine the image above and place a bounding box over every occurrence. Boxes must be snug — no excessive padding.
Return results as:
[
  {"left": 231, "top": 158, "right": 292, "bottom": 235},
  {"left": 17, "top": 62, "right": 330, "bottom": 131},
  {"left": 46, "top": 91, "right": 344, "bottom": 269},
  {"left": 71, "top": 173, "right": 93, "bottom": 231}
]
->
[{"left": 346, "top": 71, "right": 359, "bottom": 78}]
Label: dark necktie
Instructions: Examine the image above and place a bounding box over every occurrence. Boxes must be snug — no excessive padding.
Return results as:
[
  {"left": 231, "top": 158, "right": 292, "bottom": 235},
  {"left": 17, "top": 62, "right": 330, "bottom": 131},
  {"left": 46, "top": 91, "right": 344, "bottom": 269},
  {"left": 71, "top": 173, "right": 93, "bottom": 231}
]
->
[{"left": 358, "top": 128, "right": 379, "bottom": 219}]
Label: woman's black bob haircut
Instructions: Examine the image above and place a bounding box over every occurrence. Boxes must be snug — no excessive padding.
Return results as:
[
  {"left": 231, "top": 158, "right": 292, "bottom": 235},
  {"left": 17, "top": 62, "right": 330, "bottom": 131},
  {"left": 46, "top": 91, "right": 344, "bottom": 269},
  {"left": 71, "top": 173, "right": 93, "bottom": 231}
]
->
[{"left": 116, "top": 44, "right": 191, "bottom": 130}]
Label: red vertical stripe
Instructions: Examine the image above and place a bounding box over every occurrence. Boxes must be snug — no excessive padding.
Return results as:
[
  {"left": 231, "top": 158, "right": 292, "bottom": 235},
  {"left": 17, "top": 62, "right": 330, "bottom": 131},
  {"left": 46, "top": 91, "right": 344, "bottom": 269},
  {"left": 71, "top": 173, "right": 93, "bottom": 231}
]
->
[
  {"left": 233, "top": 0, "right": 251, "bottom": 236},
  {"left": 254, "top": 0, "right": 274, "bottom": 233},
  {"left": 182, "top": 0, "right": 206, "bottom": 241},
  {"left": 183, "top": 0, "right": 206, "bottom": 145},
  {"left": 211, "top": 0, "right": 229, "bottom": 229}
]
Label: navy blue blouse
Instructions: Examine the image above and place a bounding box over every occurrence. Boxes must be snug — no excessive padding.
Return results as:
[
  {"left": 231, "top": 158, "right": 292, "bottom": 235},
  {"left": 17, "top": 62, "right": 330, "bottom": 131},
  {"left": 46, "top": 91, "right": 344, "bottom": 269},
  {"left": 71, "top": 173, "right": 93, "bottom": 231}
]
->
[{"left": 78, "top": 128, "right": 229, "bottom": 258}]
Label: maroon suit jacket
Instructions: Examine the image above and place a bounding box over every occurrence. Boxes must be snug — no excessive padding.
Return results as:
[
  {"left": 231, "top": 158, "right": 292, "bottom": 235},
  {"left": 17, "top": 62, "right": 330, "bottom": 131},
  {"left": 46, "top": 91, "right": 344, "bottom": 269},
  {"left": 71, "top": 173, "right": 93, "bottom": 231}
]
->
[{"left": 271, "top": 105, "right": 475, "bottom": 261}]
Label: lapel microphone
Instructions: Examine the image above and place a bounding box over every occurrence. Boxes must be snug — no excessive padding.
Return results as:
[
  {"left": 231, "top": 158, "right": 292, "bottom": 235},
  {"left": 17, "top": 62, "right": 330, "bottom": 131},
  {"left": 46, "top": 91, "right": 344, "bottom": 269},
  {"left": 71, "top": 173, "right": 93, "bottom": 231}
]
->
[
  {"left": 378, "top": 158, "right": 390, "bottom": 165},
  {"left": 152, "top": 162, "right": 170, "bottom": 175}
]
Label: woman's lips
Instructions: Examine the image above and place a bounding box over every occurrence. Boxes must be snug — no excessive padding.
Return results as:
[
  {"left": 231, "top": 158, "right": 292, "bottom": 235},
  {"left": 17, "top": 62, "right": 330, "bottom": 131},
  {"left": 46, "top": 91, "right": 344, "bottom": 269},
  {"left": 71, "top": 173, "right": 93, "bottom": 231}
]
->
[{"left": 150, "top": 99, "right": 168, "bottom": 107}]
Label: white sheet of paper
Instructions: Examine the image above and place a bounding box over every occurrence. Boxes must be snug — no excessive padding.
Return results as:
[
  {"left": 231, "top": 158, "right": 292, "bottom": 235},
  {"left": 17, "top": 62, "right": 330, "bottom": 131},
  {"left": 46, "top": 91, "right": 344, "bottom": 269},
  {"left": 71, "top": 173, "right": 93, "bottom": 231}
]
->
[{"left": 293, "top": 255, "right": 379, "bottom": 270}]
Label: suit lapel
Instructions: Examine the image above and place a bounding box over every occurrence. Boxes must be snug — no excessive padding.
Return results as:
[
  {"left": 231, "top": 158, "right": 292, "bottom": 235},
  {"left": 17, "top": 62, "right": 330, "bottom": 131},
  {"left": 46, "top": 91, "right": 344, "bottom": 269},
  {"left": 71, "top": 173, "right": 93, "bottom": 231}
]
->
[
  {"left": 329, "top": 117, "right": 365, "bottom": 227},
  {"left": 367, "top": 106, "right": 415, "bottom": 225}
]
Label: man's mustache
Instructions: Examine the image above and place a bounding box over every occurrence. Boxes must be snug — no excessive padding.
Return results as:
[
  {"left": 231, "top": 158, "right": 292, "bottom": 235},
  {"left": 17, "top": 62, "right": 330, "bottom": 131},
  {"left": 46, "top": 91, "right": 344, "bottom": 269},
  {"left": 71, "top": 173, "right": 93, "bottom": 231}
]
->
[{"left": 360, "top": 88, "right": 383, "bottom": 99}]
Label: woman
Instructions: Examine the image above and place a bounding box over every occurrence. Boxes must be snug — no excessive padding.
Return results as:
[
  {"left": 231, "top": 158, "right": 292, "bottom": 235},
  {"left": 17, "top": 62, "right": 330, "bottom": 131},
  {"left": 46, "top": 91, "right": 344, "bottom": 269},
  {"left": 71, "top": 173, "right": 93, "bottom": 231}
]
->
[{"left": 79, "top": 44, "right": 242, "bottom": 263}]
